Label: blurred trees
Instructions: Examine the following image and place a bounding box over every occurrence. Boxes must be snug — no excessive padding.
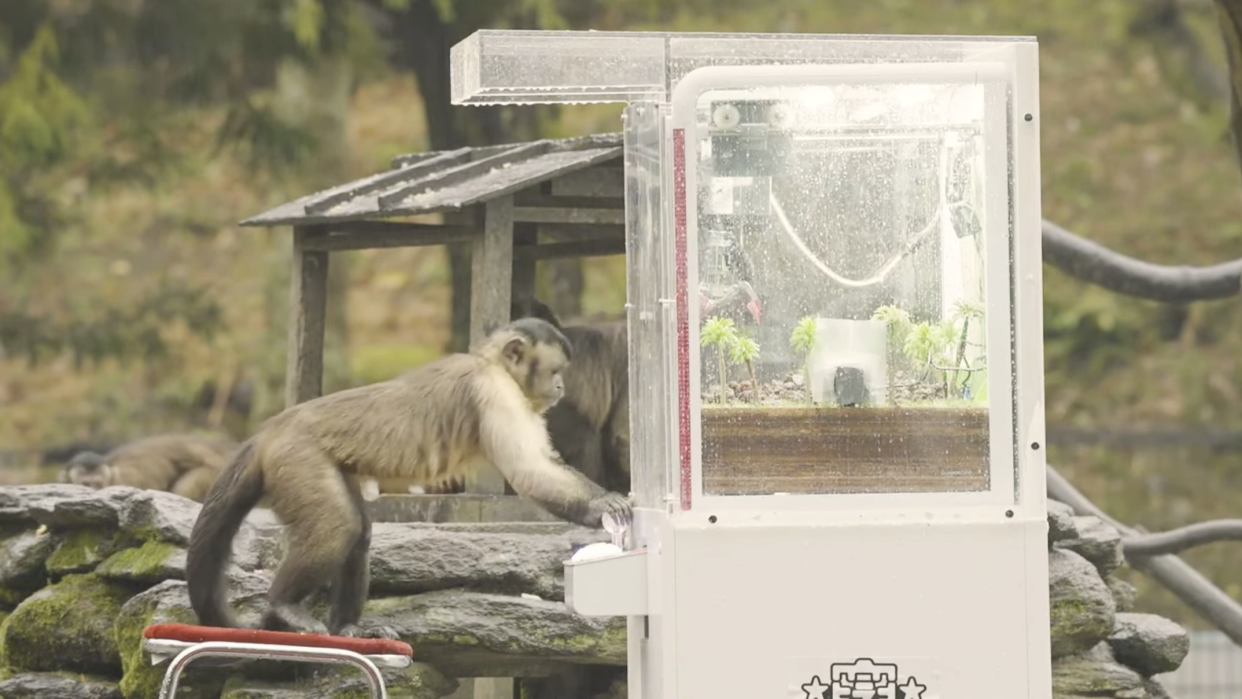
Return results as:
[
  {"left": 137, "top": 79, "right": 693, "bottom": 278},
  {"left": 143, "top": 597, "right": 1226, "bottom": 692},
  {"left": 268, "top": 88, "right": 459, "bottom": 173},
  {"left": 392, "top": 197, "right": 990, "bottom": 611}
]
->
[
  {"left": 358, "top": 0, "right": 748, "bottom": 346},
  {"left": 0, "top": 0, "right": 730, "bottom": 368},
  {"left": 2, "top": 0, "right": 1240, "bottom": 425},
  {"left": 0, "top": 0, "right": 378, "bottom": 374}
]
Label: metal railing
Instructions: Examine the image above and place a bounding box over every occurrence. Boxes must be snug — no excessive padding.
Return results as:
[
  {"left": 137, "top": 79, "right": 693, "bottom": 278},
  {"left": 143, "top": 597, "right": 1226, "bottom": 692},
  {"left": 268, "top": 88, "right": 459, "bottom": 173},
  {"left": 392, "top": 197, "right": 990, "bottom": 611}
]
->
[{"left": 1155, "top": 631, "right": 1242, "bottom": 699}]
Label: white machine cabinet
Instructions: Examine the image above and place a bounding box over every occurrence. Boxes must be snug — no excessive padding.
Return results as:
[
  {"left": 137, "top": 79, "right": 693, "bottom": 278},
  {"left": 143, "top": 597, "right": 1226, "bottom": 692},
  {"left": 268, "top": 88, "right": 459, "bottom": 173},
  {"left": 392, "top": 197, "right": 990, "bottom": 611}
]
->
[{"left": 451, "top": 29, "right": 1051, "bottom": 699}]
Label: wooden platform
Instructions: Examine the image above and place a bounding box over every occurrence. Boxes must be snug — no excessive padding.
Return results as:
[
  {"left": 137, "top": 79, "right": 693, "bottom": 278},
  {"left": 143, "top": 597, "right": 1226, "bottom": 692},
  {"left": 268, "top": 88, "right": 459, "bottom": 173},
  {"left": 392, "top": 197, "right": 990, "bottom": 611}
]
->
[
  {"left": 701, "top": 405, "right": 991, "bottom": 495},
  {"left": 362, "top": 494, "right": 563, "bottom": 524}
]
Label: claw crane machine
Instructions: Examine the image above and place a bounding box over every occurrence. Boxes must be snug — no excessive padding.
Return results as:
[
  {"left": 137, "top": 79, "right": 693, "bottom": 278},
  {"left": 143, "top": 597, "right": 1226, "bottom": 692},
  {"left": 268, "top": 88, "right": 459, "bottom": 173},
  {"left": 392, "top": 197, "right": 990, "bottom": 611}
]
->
[{"left": 451, "top": 29, "right": 1052, "bottom": 699}]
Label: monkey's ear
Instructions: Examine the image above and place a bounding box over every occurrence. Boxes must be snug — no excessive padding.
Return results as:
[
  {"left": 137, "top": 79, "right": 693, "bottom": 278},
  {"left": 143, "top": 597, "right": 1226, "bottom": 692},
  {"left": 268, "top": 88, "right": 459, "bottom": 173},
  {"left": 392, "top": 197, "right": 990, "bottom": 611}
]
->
[
  {"left": 513, "top": 295, "right": 562, "bottom": 329},
  {"left": 56, "top": 469, "right": 69, "bottom": 483},
  {"left": 510, "top": 297, "right": 531, "bottom": 319},
  {"left": 502, "top": 335, "right": 529, "bottom": 364},
  {"left": 533, "top": 300, "right": 562, "bottom": 329}
]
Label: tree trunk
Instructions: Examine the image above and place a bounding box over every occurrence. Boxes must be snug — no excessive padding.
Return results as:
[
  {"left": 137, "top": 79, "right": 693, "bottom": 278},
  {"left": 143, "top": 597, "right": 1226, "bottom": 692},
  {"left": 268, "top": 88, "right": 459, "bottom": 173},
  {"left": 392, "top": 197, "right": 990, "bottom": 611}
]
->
[
  {"left": 1131, "top": 0, "right": 1229, "bottom": 107},
  {"left": 1215, "top": 0, "right": 1242, "bottom": 171},
  {"left": 250, "top": 53, "right": 356, "bottom": 423},
  {"left": 389, "top": 2, "right": 580, "bottom": 351}
]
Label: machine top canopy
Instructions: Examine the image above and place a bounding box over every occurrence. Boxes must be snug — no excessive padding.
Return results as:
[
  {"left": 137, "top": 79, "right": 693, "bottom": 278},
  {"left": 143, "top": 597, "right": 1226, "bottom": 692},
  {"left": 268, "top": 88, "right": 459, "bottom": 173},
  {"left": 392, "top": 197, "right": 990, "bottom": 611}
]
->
[{"left": 450, "top": 29, "right": 1036, "bottom": 106}]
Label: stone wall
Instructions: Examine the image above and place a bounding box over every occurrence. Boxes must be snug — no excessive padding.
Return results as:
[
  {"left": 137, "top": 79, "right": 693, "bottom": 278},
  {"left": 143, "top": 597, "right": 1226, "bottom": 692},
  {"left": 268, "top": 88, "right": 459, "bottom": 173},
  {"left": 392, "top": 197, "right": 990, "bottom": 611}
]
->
[
  {"left": 1048, "top": 500, "right": 1189, "bottom": 698},
  {"left": 0, "top": 485, "right": 1191, "bottom": 698}
]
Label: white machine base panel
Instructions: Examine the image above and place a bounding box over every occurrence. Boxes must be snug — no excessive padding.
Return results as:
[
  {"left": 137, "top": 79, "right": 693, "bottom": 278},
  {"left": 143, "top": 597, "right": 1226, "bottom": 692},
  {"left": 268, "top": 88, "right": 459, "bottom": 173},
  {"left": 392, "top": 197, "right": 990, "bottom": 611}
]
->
[{"left": 646, "top": 519, "right": 1049, "bottom": 699}]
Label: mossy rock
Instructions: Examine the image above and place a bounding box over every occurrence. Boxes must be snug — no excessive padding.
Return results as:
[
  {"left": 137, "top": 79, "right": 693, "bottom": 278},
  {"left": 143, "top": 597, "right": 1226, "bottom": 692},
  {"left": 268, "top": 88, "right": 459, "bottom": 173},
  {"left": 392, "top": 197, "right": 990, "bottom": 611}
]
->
[
  {"left": 1049, "top": 548, "right": 1116, "bottom": 659},
  {"left": 96, "top": 539, "right": 183, "bottom": 585},
  {"left": 0, "top": 670, "right": 124, "bottom": 698},
  {"left": 326, "top": 662, "right": 458, "bottom": 699},
  {"left": 46, "top": 528, "right": 125, "bottom": 577},
  {"left": 0, "top": 572, "right": 137, "bottom": 676},
  {"left": 218, "top": 677, "right": 306, "bottom": 699},
  {"left": 0, "top": 526, "right": 57, "bottom": 605},
  {"left": 1051, "top": 642, "right": 1145, "bottom": 697},
  {"left": 360, "top": 590, "right": 626, "bottom": 677},
  {"left": 1105, "top": 575, "right": 1138, "bottom": 613},
  {"left": 114, "top": 579, "right": 251, "bottom": 699},
  {"left": 0, "top": 585, "right": 30, "bottom": 609}
]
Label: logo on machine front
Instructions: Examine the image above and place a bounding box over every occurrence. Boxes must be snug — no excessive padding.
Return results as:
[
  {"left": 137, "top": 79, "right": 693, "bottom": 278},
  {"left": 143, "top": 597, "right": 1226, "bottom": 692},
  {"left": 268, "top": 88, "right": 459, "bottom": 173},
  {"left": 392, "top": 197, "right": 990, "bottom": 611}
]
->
[{"left": 800, "top": 657, "right": 926, "bottom": 699}]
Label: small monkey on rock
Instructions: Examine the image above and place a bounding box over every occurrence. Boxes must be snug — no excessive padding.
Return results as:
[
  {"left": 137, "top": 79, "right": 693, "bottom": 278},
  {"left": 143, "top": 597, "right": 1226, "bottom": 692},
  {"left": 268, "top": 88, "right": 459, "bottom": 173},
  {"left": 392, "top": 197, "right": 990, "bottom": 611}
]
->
[
  {"left": 186, "top": 318, "right": 633, "bottom": 639},
  {"left": 59, "top": 433, "right": 237, "bottom": 502}
]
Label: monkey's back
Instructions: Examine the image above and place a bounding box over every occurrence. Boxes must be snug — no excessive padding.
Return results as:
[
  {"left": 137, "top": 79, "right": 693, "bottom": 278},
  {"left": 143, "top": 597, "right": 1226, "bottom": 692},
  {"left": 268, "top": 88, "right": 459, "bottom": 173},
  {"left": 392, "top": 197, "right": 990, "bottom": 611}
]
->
[
  {"left": 107, "top": 434, "right": 238, "bottom": 490},
  {"left": 265, "top": 353, "right": 511, "bottom": 485}
]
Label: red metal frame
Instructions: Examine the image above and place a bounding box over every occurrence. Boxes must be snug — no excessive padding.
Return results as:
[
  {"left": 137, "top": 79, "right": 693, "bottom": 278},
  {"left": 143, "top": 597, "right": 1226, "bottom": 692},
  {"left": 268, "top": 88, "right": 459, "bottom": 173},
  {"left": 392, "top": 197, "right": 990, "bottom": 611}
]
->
[
  {"left": 673, "top": 127, "right": 692, "bottom": 511},
  {"left": 143, "top": 623, "right": 414, "bottom": 657}
]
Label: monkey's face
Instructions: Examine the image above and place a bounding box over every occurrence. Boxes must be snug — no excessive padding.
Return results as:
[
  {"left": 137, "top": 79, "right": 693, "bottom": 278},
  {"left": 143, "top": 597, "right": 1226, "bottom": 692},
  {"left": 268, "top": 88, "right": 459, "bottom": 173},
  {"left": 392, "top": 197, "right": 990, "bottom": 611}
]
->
[
  {"left": 62, "top": 454, "right": 112, "bottom": 489},
  {"left": 65, "top": 464, "right": 112, "bottom": 489},
  {"left": 501, "top": 335, "right": 570, "bottom": 414}
]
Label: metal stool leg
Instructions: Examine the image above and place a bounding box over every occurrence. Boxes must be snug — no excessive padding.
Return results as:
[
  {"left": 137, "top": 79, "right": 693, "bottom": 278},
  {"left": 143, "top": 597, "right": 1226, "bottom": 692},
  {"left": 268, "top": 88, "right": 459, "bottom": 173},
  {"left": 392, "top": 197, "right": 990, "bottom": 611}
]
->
[{"left": 158, "top": 640, "right": 388, "bottom": 699}]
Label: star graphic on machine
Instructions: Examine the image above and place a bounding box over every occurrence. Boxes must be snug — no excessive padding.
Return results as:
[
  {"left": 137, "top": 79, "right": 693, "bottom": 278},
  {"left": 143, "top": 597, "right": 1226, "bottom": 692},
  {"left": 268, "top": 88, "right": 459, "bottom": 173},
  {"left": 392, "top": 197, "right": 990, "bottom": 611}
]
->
[
  {"left": 800, "top": 658, "right": 931, "bottom": 699},
  {"left": 897, "top": 676, "right": 926, "bottom": 699},
  {"left": 800, "top": 674, "right": 831, "bottom": 699}
]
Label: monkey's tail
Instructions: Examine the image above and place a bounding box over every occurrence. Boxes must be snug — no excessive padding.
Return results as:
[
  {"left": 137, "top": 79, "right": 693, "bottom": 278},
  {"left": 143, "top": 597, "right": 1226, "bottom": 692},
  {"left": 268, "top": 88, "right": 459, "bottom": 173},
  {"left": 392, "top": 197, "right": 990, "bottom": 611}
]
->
[{"left": 185, "top": 439, "right": 264, "bottom": 629}]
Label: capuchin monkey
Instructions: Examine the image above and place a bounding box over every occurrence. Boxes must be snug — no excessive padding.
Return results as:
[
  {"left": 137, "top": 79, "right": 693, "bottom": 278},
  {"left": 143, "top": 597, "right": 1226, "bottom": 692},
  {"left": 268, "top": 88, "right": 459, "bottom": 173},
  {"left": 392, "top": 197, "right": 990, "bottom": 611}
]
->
[
  {"left": 185, "top": 318, "right": 633, "bottom": 639},
  {"left": 363, "top": 298, "right": 631, "bottom": 499},
  {"left": 58, "top": 433, "right": 237, "bottom": 502},
  {"left": 511, "top": 297, "right": 631, "bottom": 493}
]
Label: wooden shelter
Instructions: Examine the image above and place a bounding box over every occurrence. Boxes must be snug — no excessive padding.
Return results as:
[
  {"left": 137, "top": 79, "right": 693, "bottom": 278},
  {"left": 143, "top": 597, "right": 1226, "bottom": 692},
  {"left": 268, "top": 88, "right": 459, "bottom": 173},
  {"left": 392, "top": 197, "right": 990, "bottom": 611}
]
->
[
  {"left": 240, "top": 132, "right": 626, "bottom": 511},
  {"left": 242, "top": 133, "right": 630, "bottom": 697}
]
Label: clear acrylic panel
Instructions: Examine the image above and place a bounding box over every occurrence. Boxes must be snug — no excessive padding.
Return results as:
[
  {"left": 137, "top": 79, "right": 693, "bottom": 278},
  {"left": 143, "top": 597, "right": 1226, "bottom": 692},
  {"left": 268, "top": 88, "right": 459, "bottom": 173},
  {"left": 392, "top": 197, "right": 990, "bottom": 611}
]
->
[
  {"left": 451, "top": 29, "right": 1034, "bottom": 106},
  {"left": 623, "top": 102, "right": 679, "bottom": 511},
  {"left": 686, "top": 78, "right": 1002, "bottom": 498},
  {"left": 447, "top": 29, "right": 1032, "bottom": 509}
]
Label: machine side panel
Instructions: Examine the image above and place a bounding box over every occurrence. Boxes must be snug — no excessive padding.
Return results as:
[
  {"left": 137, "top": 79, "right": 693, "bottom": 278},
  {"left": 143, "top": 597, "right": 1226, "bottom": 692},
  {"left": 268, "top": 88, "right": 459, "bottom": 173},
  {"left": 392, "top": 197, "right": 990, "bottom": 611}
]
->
[{"left": 671, "top": 520, "right": 1050, "bottom": 698}]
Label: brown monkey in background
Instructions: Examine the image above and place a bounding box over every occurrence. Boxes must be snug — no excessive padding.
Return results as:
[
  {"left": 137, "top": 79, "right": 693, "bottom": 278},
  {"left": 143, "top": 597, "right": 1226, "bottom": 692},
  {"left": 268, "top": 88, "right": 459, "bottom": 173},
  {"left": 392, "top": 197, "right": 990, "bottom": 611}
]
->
[
  {"left": 186, "top": 318, "right": 632, "bottom": 639},
  {"left": 511, "top": 296, "right": 632, "bottom": 493},
  {"left": 59, "top": 433, "right": 237, "bottom": 502}
]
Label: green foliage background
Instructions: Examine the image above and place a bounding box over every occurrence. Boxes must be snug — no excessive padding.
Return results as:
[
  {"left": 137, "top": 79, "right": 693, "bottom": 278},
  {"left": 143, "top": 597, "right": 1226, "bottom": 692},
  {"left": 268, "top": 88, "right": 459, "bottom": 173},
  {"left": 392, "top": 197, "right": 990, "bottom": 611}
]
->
[{"left": 1, "top": 0, "right": 1241, "bottom": 629}]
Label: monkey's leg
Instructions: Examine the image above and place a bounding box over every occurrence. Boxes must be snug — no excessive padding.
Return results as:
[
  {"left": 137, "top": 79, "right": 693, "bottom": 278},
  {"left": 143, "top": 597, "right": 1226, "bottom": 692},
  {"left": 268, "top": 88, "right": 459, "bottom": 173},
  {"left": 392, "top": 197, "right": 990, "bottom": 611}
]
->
[
  {"left": 423, "top": 477, "right": 465, "bottom": 494},
  {"left": 329, "top": 476, "right": 399, "bottom": 640},
  {"left": 263, "top": 467, "right": 359, "bottom": 635}
]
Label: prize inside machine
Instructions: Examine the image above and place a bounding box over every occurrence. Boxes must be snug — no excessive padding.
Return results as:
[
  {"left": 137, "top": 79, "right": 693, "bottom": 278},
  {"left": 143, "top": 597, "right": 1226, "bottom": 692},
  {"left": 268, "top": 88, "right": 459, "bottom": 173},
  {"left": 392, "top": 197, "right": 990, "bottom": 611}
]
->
[{"left": 684, "top": 75, "right": 999, "bottom": 501}]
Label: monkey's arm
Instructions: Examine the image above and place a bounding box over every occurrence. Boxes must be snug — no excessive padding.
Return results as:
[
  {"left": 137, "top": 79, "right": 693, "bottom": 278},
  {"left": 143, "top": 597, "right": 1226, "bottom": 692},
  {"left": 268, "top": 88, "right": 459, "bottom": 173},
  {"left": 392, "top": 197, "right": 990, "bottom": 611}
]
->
[{"left": 480, "top": 413, "right": 624, "bottom": 528}]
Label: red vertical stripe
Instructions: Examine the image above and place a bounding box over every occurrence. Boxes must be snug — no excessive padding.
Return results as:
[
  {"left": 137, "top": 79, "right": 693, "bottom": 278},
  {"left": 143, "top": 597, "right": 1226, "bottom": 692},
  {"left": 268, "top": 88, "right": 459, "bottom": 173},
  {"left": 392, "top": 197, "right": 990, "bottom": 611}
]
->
[{"left": 673, "top": 128, "right": 692, "bottom": 511}]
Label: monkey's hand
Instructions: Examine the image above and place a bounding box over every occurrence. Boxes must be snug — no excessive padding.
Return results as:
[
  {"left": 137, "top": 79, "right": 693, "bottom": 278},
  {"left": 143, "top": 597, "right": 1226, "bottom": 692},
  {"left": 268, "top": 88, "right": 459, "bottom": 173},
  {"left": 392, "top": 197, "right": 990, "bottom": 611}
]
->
[{"left": 584, "top": 492, "right": 633, "bottom": 530}]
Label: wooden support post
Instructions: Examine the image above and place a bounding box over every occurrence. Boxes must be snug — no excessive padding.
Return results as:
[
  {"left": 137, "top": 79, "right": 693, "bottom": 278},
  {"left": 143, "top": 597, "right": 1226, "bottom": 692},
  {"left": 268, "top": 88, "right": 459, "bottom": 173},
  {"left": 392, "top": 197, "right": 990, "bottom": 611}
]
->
[
  {"left": 285, "top": 226, "right": 330, "bottom": 408},
  {"left": 467, "top": 197, "right": 515, "bottom": 496},
  {"left": 446, "top": 679, "right": 518, "bottom": 699},
  {"left": 502, "top": 222, "right": 541, "bottom": 500},
  {"left": 472, "top": 679, "right": 517, "bottom": 699},
  {"left": 469, "top": 198, "right": 515, "bottom": 347},
  {"left": 512, "top": 222, "right": 538, "bottom": 304},
  {"left": 470, "top": 202, "right": 523, "bottom": 699}
]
